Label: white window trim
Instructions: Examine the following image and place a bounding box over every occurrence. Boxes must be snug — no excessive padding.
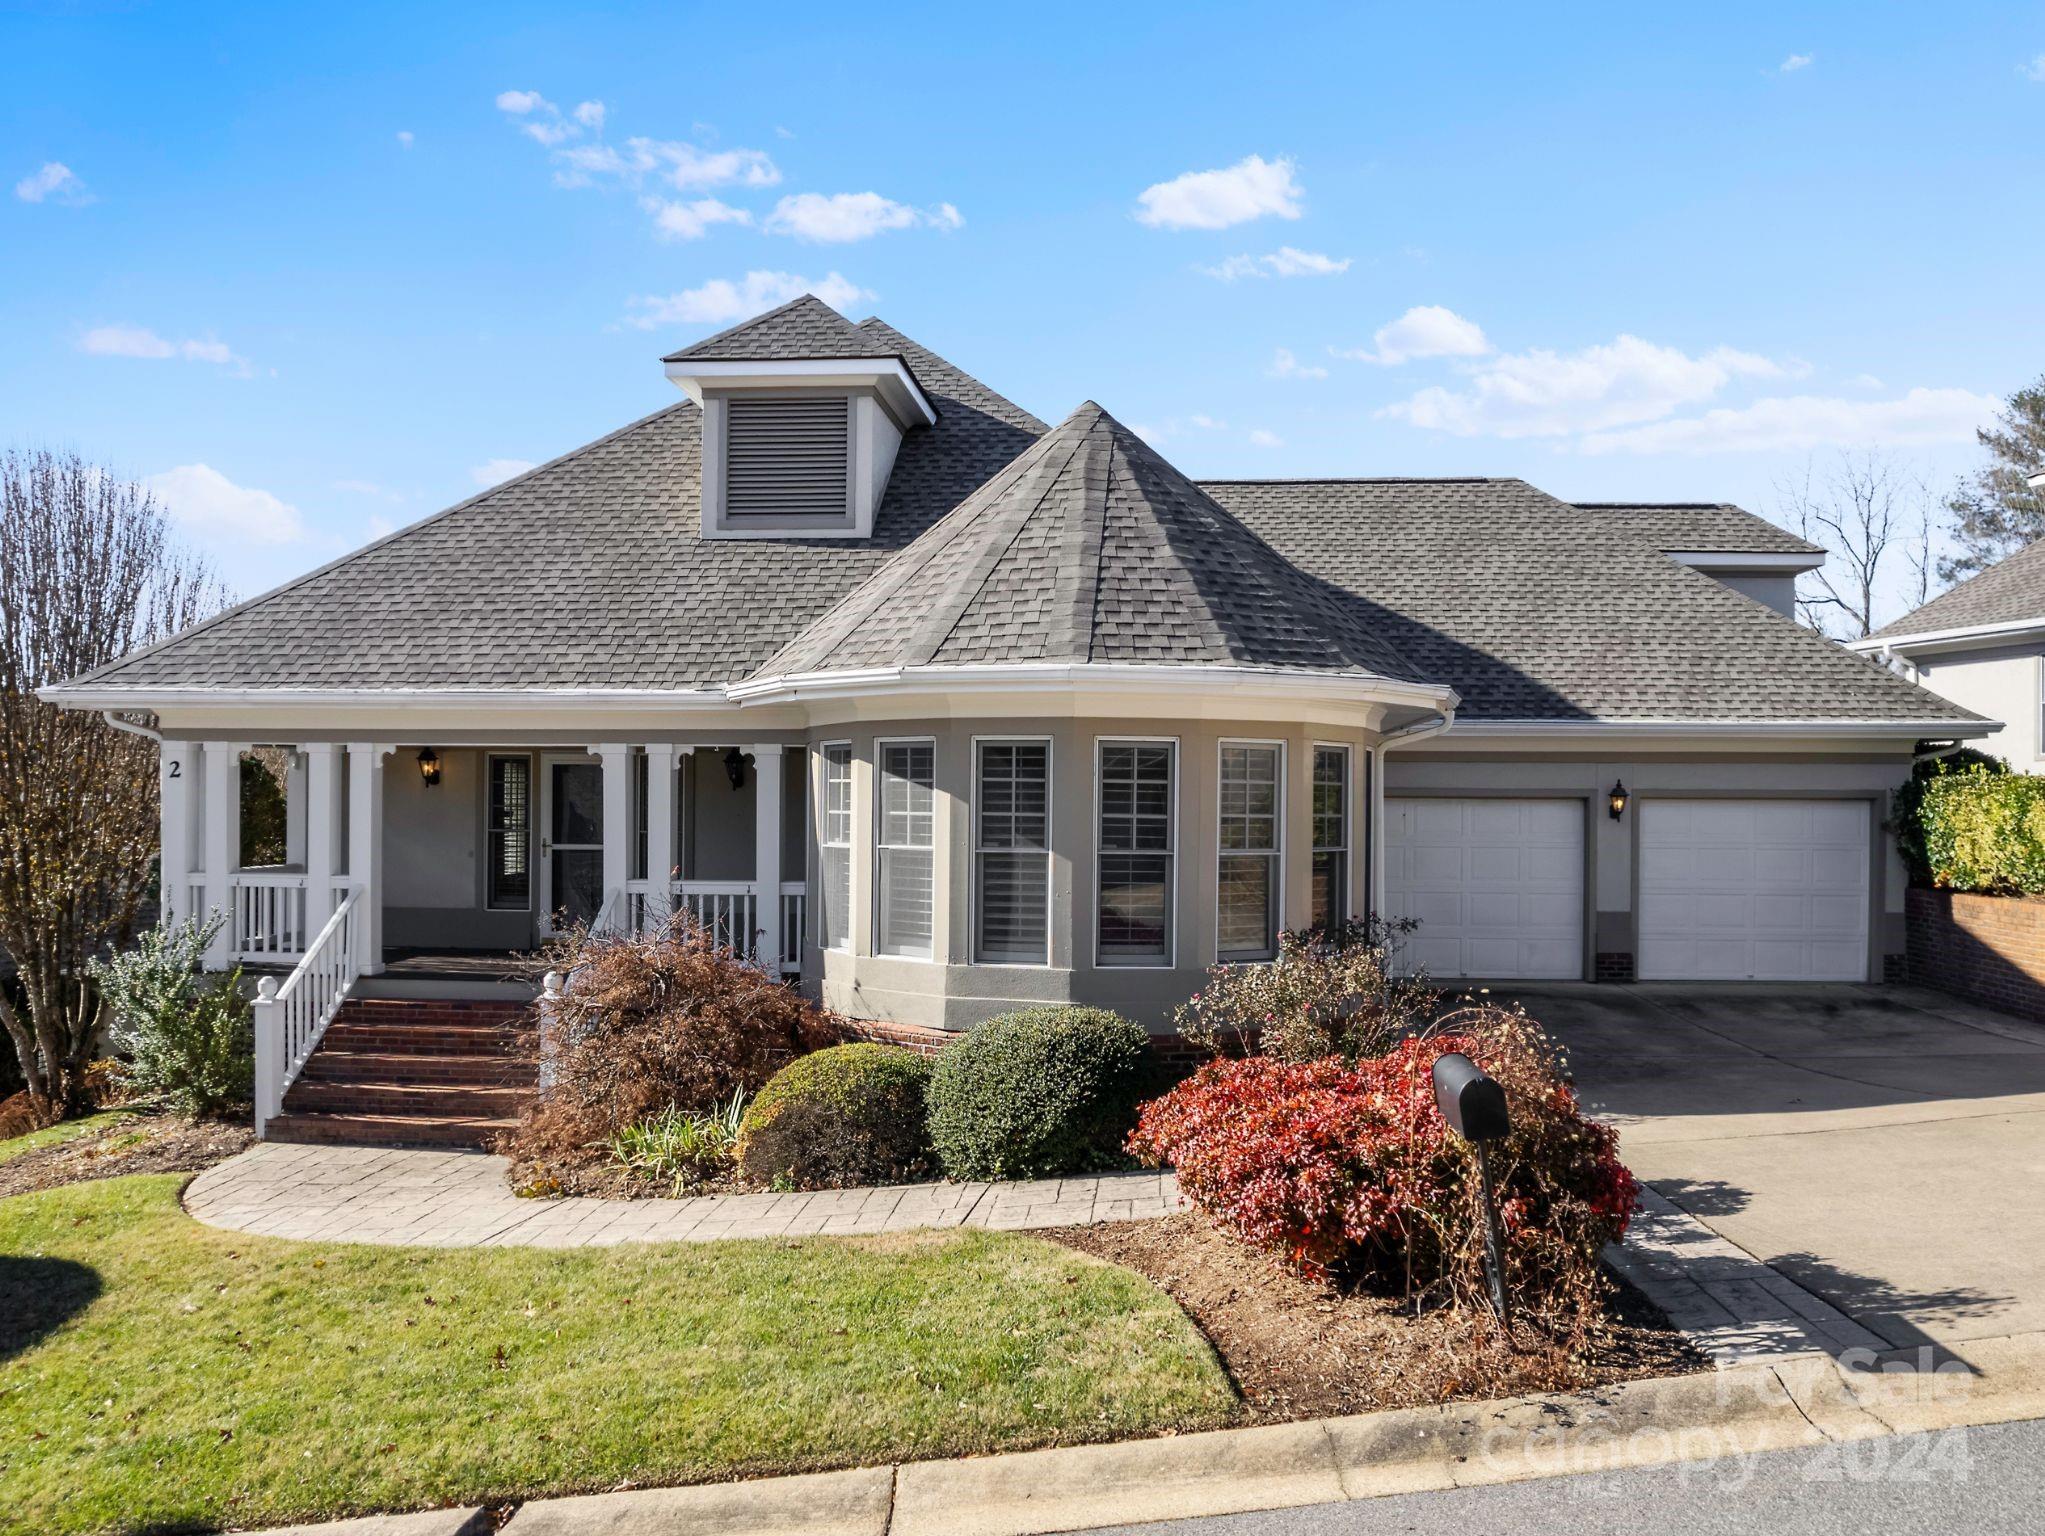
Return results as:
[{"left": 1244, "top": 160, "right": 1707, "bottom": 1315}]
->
[
  {"left": 485, "top": 752, "right": 534, "bottom": 913},
  {"left": 971, "top": 734, "right": 1054, "bottom": 968},
  {"left": 1215, "top": 738, "right": 1286, "bottom": 965},
  {"left": 1093, "top": 735, "right": 1179, "bottom": 971},
  {"left": 873, "top": 735, "right": 937, "bottom": 962},
  {"left": 1311, "top": 741, "right": 1351, "bottom": 930},
  {"left": 816, "top": 740, "right": 853, "bottom": 954}
]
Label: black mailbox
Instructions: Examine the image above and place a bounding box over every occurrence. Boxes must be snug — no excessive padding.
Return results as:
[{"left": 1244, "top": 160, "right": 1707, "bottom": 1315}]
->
[{"left": 1431, "top": 1052, "right": 1511, "bottom": 1143}]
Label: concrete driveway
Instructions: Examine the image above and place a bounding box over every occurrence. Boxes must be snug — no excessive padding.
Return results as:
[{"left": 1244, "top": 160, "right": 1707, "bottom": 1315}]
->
[{"left": 1493, "top": 982, "right": 2045, "bottom": 1354}]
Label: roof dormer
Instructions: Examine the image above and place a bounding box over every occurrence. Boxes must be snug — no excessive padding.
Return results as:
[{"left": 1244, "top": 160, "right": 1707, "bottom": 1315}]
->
[{"left": 662, "top": 295, "right": 939, "bottom": 540}]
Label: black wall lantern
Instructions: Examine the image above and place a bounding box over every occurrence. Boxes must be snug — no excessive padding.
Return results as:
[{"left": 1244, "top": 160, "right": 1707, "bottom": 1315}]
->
[
  {"left": 723, "top": 747, "right": 748, "bottom": 791},
  {"left": 1607, "top": 779, "right": 1629, "bottom": 821},
  {"left": 417, "top": 747, "right": 442, "bottom": 788}
]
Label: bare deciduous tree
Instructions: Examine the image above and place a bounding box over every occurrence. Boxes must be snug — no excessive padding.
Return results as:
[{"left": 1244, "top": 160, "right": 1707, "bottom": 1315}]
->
[
  {"left": 0, "top": 447, "right": 223, "bottom": 1110},
  {"left": 1779, "top": 451, "right": 1939, "bottom": 640}
]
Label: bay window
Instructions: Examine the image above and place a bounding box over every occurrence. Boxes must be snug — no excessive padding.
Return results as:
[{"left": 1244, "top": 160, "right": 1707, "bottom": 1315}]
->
[
  {"left": 975, "top": 740, "right": 1050, "bottom": 964},
  {"left": 1311, "top": 745, "right": 1349, "bottom": 929}
]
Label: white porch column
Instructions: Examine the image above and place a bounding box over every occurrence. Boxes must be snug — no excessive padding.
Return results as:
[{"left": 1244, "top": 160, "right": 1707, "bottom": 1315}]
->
[
  {"left": 643, "top": 744, "right": 677, "bottom": 894},
  {"left": 751, "top": 744, "right": 785, "bottom": 972},
  {"left": 1365, "top": 746, "right": 1385, "bottom": 918},
  {"left": 303, "top": 744, "right": 342, "bottom": 929},
  {"left": 346, "top": 742, "right": 387, "bottom": 975},
  {"left": 283, "top": 751, "right": 309, "bottom": 868},
  {"left": 200, "top": 741, "right": 242, "bottom": 967},
  {"left": 596, "top": 744, "right": 632, "bottom": 920},
  {"left": 158, "top": 740, "right": 196, "bottom": 928}
]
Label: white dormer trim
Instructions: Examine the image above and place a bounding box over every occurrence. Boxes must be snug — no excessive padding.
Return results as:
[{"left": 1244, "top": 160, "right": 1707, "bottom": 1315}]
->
[
  {"left": 1665, "top": 550, "right": 1825, "bottom": 573},
  {"left": 664, "top": 357, "right": 938, "bottom": 432}
]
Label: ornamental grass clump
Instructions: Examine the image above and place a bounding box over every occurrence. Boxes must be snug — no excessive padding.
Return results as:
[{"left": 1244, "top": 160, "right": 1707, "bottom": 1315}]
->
[
  {"left": 500, "top": 911, "right": 836, "bottom": 1188},
  {"left": 1173, "top": 916, "right": 1436, "bottom": 1064},
  {"left": 610, "top": 1089, "right": 749, "bottom": 1194},
  {"left": 1129, "top": 1005, "right": 1637, "bottom": 1338}
]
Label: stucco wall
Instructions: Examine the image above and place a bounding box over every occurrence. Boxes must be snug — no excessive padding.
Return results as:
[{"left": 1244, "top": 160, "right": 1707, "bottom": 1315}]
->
[
  {"left": 1381, "top": 752, "right": 1913, "bottom": 983},
  {"left": 1910, "top": 645, "right": 2037, "bottom": 768}
]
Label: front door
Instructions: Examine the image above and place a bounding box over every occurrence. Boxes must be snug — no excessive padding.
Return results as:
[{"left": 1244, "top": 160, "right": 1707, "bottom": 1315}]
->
[{"left": 539, "top": 755, "right": 605, "bottom": 935}]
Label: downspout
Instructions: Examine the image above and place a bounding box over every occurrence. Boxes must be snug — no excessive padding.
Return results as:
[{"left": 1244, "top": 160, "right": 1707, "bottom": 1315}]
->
[
  {"left": 101, "top": 709, "right": 162, "bottom": 745},
  {"left": 1365, "top": 704, "right": 1457, "bottom": 915}
]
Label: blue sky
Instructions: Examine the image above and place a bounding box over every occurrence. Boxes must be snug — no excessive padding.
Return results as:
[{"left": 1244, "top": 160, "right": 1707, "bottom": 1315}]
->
[{"left": 5, "top": 3, "right": 2042, "bottom": 623}]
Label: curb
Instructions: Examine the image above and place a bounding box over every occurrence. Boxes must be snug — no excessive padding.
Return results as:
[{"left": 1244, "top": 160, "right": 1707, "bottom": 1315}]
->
[{"left": 246, "top": 1331, "right": 2045, "bottom": 1536}]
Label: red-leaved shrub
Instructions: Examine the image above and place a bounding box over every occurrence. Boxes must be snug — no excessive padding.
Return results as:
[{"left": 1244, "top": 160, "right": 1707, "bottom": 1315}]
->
[{"left": 1129, "top": 1007, "right": 1637, "bottom": 1327}]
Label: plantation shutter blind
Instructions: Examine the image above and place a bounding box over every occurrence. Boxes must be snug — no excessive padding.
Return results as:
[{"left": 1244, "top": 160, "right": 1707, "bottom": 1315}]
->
[
  {"left": 724, "top": 395, "right": 852, "bottom": 519},
  {"left": 877, "top": 741, "right": 934, "bottom": 958},
  {"left": 975, "top": 741, "right": 1049, "bottom": 964},
  {"left": 819, "top": 744, "right": 853, "bottom": 951}
]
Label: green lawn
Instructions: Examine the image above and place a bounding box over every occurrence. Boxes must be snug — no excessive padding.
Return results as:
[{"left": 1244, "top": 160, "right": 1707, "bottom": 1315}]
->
[
  {"left": 0, "top": 1176, "right": 1234, "bottom": 1536},
  {"left": 0, "top": 1111, "right": 129, "bottom": 1167}
]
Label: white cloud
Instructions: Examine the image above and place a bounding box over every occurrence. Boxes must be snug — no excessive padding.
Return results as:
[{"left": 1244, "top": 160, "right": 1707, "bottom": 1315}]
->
[
  {"left": 1334, "top": 305, "right": 1491, "bottom": 365},
  {"left": 1249, "top": 428, "right": 1284, "bottom": 448},
  {"left": 551, "top": 137, "right": 779, "bottom": 192},
  {"left": 1383, "top": 334, "right": 1786, "bottom": 438},
  {"left": 624, "top": 270, "right": 874, "bottom": 329},
  {"left": 2024, "top": 53, "right": 2045, "bottom": 83},
  {"left": 15, "top": 160, "right": 90, "bottom": 204},
  {"left": 495, "top": 89, "right": 550, "bottom": 115},
  {"left": 573, "top": 100, "right": 606, "bottom": 130},
  {"left": 1190, "top": 413, "right": 1227, "bottom": 431},
  {"left": 79, "top": 325, "right": 252, "bottom": 374},
  {"left": 334, "top": 479, "right": 405, "bottom": 502},
  {"left": 1200, "top": 246, "right": 1349, "bottom": 281},
  {"left": 395, "top": 129, "right": 414, "bottom": 149},
  {"left": 469, "top": 458, "right": 537, "bottom": 488},
  {"left": 1849, "top": 372, "right": 1885, "bottom": 390},
  {"left": 1780, "top": 53, "right": 1813, "bottom": 72},
  {"left": 640, "top": 195, "right": 753, "bottom": 241},
  {"left": 1135, "top": 154, "right": 1302, "bottom": 231},
  {"left": 1267, "top": 347, "right": 1329, "bottom": 381},
  {"left": 145, "top": 464, "right": 306, "bottom": 545},
  {"left": 1579, "top": 387, "right": 2001, "bottom": 456},
  {"left": 764, "top": 191, "right": 962, "bottom": 242}
]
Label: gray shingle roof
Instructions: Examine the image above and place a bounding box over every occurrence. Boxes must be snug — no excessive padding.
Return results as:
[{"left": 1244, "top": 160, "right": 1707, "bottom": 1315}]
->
[
  {"left": 69, "top": 318, "right": 1042, "bottom": 691},
  {"left": 1870, "top": 539, "right": 2045, "bottom": 641},
  {"left": 57, "top": 298, "right": 1980, "bottom": 727},
  {"left": 1205, "top": 479, "right": 1974, "bottom": 723},
  {"left": 759, "top": 404, "right": 1428, "bottom": 683},
  {"left": 1577, "top": 502, "right": 1821, "bottom": 556},
  {"left": 661, "top": 294, "right": 894, "bottom": 363}
]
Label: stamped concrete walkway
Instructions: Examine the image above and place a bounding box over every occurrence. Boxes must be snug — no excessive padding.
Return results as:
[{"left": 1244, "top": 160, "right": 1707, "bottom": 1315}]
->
[{"left": 184, "top": 1141, "right": 1184, "bottom": 1247}]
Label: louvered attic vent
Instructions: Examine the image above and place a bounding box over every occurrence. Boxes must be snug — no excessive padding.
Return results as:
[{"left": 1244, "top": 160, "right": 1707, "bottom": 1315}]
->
[{"left": 725, "top": 395, "right": 853, "bottom": 519}]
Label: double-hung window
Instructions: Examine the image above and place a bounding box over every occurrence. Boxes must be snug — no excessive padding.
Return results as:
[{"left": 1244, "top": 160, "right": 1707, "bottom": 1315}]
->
[
  {"left": 876, "top": 739, "right": 935, "bottom": 958},
  {"left": 975, "top": 740, "right": 1050, "bottom": 964},
  {"left": 1217, "top": 742, "right": 1282, "bottom": 962},
  {"left": 1097, "top": 740, "right": 1175, "bottom": 966},
  {"left": 1311, "top": 745, "right": 1349, "bottom": 929},
  {"left": 818, "top": 743, "right": 853, "bottom": 951}
]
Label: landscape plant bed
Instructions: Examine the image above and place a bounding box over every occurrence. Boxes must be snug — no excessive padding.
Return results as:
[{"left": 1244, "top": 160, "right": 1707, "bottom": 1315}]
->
[
  {"left": 0, "top": 1175, "right": 1232, "bottom": 1536},
  {"left": 1049, "top": 1212, "right": 1707, "bottom": 1421},
  {"left": 0, "top": 1113, "right": 252, "bottom": 1201}
]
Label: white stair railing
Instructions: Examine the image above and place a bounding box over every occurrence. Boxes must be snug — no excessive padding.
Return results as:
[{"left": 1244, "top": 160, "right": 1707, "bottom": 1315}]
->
[{"left": 253, "top": 887, "right": 364, "bottom": 1138}]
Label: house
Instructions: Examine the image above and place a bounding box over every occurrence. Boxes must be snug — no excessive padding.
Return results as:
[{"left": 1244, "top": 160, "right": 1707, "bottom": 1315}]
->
[
  {"left": 1851, "top": 540, "right": 2045, "bottom": 769},
  {"left": 44, "top": 296, "right": 1991, "bottom": 1142}
]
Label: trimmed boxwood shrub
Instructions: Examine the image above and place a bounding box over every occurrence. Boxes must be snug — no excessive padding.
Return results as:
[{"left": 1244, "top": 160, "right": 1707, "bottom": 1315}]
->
[
  {"left": 1892, "top": 749, "right": 2008, "bottom": 885},
  {"left": 1916, "top": 765, "right": 2045, "bottom": 894},
  {"left": 736, "top": 1043, "right": 934, "bottom": 1190},
  {"left": 927, "top": 1007, "right": 1150, "bottom": 1180}
]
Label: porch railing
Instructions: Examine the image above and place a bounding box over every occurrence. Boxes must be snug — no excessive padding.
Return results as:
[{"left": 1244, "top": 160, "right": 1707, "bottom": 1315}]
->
[
  {"left": 614, "top": 878, "right": 803, "bottom": 975},
  {"left": 253, "top": 886, "right": 365, "bottom": 1137},
  {"left": 232, "top": 870, "right": 309, "bottom": 961}
]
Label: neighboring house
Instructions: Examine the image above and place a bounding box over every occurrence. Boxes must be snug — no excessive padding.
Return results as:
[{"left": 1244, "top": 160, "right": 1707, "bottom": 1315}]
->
[
  {"left": 1851, "top": 541, "right": 2045, "bottom": 770},
  {"left": 41, "top": 296, "right": 1990, "bottom": 1139}
]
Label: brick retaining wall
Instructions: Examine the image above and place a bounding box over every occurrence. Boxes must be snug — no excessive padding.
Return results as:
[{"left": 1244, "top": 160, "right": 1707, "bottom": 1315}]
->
[{"left": 1907, "top": 887, "right": 2045, "bottom": 1021}]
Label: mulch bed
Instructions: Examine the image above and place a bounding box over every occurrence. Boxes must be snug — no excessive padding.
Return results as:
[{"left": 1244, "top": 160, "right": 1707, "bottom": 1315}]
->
[
  {"left": 1048, "top": 1212, "right": 1706, "bottom": 1422},
  {"left": 0, "top": 1113, "right": 254, "bottom": 1201}
]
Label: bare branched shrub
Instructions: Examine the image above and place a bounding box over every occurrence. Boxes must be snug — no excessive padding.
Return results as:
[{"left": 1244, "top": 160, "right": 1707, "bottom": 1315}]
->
[{"left": 499, "top": 912, "right": 836, "bottom": 1186}]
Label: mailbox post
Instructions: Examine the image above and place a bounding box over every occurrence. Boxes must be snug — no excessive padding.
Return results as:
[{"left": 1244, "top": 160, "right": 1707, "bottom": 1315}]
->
[{"left": 1430, "top": 1051, "right": 1513, "bottom": 1328}]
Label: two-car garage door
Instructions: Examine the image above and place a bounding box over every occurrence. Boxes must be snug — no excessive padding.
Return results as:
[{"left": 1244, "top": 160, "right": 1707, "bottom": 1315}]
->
[{"left": 1385, "top": 796, "right": 1871, "bottom": 982}]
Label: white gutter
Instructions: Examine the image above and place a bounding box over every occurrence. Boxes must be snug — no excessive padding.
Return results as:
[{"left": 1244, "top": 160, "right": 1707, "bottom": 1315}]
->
[
  {"left": 1367, "top": 705, "right": 1456, "bottom": 914},
  {"left": 100, "top": 709, "right": 162, "bottom": 745},
  {"left": 1846, "top": 616, "right": 2045, "bottom": 655},
  {"left": 41, "top": 685, "right": 734, "bottom": 712},
  {"left": 1666, "top": 551, "right": 1825, "bottom": 572},
  {"left": 725, "top": 661, "right": 1459, "bottom": 712},
  {"left": 1444, "top": 718, "right": 1999, "bottom": 740}
]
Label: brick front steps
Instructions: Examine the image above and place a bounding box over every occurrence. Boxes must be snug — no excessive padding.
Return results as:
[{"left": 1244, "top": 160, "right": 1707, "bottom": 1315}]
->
[{"left": 264, "top": 998, "right": 535, "bottom": 1150}]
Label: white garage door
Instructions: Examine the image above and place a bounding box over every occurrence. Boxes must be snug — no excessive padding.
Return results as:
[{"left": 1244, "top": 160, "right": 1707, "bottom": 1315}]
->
[
  {"left": 1638, "top": 799, "right": 1869, "bottom": 981},
  {"left": 1385, "top": 798, "right": 1584, "bottom": 979}
]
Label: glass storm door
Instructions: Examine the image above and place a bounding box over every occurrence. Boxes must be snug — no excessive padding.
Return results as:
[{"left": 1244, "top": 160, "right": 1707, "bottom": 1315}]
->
[{"left": 540, "top": 757, "right": 605, "bottom": 935}]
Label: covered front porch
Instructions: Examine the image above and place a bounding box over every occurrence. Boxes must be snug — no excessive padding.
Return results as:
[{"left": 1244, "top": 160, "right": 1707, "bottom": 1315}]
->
[{"left": 158, "top": 739, "right": 808, "bottom": 980}]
